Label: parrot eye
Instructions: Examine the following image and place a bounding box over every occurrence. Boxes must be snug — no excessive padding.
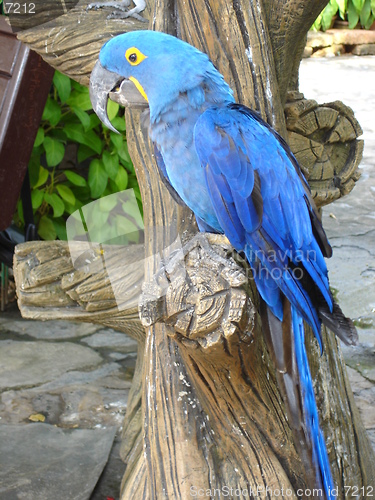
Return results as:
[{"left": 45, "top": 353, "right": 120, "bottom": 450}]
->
[{"left": 125, "top": 47, "right": 147, "bottom": 66}]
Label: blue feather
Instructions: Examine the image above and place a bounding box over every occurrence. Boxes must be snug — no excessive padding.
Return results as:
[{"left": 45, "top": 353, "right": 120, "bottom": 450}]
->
[{"left": 292, "top": 308, "right": 335, "bottom": 499}]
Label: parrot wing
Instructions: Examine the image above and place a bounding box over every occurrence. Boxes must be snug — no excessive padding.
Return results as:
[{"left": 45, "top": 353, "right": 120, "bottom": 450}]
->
[{"left": 193, "top": 103, "right": 333, "bottom": 345}]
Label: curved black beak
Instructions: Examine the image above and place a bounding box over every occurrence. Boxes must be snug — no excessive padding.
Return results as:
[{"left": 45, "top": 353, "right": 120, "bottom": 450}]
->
[{"left": 89, "top": 60, "right": 148, "bottom": 134}]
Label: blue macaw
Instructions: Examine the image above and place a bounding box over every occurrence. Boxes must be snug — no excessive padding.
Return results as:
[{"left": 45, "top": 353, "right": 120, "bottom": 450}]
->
[{"left": 89, "top": 30, "right": 358, "bottom": 498}]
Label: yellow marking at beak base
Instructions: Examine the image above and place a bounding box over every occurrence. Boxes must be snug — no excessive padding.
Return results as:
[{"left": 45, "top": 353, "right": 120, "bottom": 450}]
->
[{"left": 129, "top": 76, "right": 148, "bottom": 103}]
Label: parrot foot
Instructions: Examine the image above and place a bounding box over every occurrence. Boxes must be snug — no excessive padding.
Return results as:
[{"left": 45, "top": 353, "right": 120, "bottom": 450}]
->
[{"left": 86, "top": 0, "right": 148, "bottom": 22}]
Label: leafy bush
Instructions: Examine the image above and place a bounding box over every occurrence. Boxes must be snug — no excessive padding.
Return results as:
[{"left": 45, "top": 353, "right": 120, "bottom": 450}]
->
[
  {"left": 312, "top": 0, "right": 375, "bottom": 31},
  {"left": 15, "top": 71, "right": 140, "bottom": 240}
]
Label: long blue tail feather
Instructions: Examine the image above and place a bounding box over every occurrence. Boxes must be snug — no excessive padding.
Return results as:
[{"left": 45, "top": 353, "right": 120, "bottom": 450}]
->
[{"left": 291, "top": 307, "right": 335, "bottom": 499}]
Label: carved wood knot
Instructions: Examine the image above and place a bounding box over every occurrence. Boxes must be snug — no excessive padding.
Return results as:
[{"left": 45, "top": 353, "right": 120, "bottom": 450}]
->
[{"left": 139, "top": 234, "right": 255, "bottom": 347}]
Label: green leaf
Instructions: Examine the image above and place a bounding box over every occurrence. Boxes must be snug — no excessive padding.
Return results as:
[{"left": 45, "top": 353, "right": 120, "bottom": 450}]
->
[
  {"left": 38, "top": 216, "right": 57, "bottom": 240},
  {"left": 34, "top": 166, "right": 49, "bottom": 188},
  {"left": 44, "top": 192, "right": 65, "bottom": 218},
  {"left": 77, "top": 144, "right": 97, "bottom": 163},
  {"left": 48, "top": 128, "right": 67, "bottom": 143},
  {"left": 122, "top": 157, "right": 135, "bottom": 174},
  {"left": 122, "top": 198, "right": 143, "bottom": 228},
  {"left": 83, "top": 203, "right": 110, "bottom": 240},
  {"left": 128, "top": 176, "right": 139, "bottom": 189},
  {"left": 110, "top": 132, "right": 124, "bottom": 151},
  {"left": 53, "top": 71, "right": 71, "bottom": 103},
  {"left": 321, "top": 2, "right": 338, "bottom": 30},
  {"left": 64, "top": 170, "right": 87, "bottom": 187},
  {"left": 17, "top": 199, "right": 24, "bottom": 224},
  {"left": 31, "top": 189, "right": 44, "bottom": 210},
  {"left": 88, "top": 113, "right": 101, "bottom": 131},
  {"left": 71, "top": 80, "right": 87, "bottom": 92},
  {"left": 337, "top": 0, "right": 348, "bottom": 17},
  {"left": 66, "top": 89, "right": 92, "bottom": 111},
  {"left": 28, "top": 156, "right": 42, "bottom": 187},
  {"left": 311, "top": 11, "right": 323, "bottom": 30},
  {"left": 348, "top": 0, "right": 360, "bottom": 26},
  {"left": 43, "top": 136, "right": 65, "bottom": 167},
  {"left": 99, "top": 195, "right": 118, "bottom": 212},
  {"left": 88, "top": 159, "right": 108, "bottom": 198},
  {"left": 115, "top": 215, "right": 140, "bottom": 243},
  {"left": 53, "top": 218, "right": 68, "bottom": 240},
  {"left": 42, "top": 97, "right": 61, "bottom": 127},
  {"left": 111, "top": 116, "right": 126, "bottom": 132},
  {"left": 372, "top": 0, "right": 375, "bottom": 15},
  {"left": 69, "top": 184, "right": 91, "bottom": 201},
  {"left": 102, "top": 150, "right": 120, "bottom": 180},
  {"left": 56, "top": 184, "right": 76, "bottom": 205},
  {"left": 117, "top": 142, "right": 131, "bottom": 163},
  {"left": 64, "top": 123, "right": 103, "bottom": 155},
  {"left": 72, "top": 107, "right": 91, "bottom": 131},
  {"left": 360, "top": 0, "right": 372, "bottom": 24},
  {"left": 114, "top": 166, "right": 128, "bottom": 191},
  {"left": 364, "top": 12, "right": 374, "bottom": 27},
  {"left": 107, "top": 100, "right": 120, "bottom": 121},
  {"left": 34, "top": 128, "right": 45, "bottom": 148},
  {"left": 352, "top": 0, "right": 365, "bottom": 13},
  {"left": 63, "top": 200, "right": 81, "bottom": 215}
]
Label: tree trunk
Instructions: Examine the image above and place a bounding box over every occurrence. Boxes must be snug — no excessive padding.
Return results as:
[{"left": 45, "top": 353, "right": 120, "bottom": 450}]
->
[{"left": 13, "top": 0, "right": 374, "bottom": 498}]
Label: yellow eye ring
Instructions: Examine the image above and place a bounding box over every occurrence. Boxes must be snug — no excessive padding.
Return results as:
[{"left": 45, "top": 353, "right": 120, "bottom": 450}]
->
[{"left": 125, "top": 47, "right": 147, "bottom": 66}]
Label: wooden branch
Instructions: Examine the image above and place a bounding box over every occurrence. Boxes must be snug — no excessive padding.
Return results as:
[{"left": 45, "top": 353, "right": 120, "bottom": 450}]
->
[
  {"left": 14, "top": 240, "right": 145, "bottom": 341},
  {"left": 264, "top": 0, "right": 330, "bottom": 102}
]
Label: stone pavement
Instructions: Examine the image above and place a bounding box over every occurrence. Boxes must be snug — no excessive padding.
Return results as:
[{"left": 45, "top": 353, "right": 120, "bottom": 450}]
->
[
  {"left": 0, "top": 305, "right": 137, "bottom": 499},
  {"left": 0, "top": 56, "right": 374, "bottom": 500}
]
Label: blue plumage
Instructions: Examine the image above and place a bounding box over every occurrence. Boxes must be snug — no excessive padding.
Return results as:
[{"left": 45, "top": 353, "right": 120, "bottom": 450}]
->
[{"left": 91, "top": 30, "right": 358, "bottom": 499}]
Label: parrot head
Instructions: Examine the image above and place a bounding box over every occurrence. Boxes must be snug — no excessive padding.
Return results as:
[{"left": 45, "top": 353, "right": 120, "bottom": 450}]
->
[{"left": 90, "top": 30, "right": 232, "bottom": 131}]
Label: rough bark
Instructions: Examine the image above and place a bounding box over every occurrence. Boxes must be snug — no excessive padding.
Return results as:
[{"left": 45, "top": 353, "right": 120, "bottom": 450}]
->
[{"left": 12, "top": 0, "right": 375, "bottom": 498}]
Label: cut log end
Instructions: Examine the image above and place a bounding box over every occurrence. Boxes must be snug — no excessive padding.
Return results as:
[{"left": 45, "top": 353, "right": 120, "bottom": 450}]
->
[{"left": 285, "top": 93, "right": 363, "bottom": 208}]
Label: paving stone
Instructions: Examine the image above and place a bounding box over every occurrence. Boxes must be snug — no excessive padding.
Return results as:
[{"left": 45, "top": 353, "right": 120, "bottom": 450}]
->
[
  {"left": 329, "top": 29, "right": 375, "bottom": 46},
  {"left": 81, "top": 330, "right": 138, "bottom": 353},
  {"left": 352, "top": 43, "right": 375, "bottom": 56},
  {"left": 342, "top": 344, "right": 375, "bottom": 382},
  {"left": 346, "top": 366, "right": 375, "bottom": 430},
  {"left": 0, "top": 318, "right": 100, "bottom": 339},
  {"left": 312, "top": 44, "right": 345, "bottom": 57},
  {"left": 0, "top": 340, "right": 103, "bottom": 389},
  {"left": 0, "top": 423, "right": 116, "bottom": 500},
  {"left": 306, "top": 31, "right": 333, "bottom": 49},
  {"left": 90, "top": 434, "right": 125, "bottom": 500},
  {"left": 0, "top": 362, "right": 131, "bottom": 427},
  {"left": 33, "top": 361, "right": 124, "bottom": 392}
]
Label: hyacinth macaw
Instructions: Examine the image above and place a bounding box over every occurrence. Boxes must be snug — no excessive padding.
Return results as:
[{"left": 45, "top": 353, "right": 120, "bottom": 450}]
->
[{"left": 89, "top": 31, "right": 358, "bottom": 498}]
